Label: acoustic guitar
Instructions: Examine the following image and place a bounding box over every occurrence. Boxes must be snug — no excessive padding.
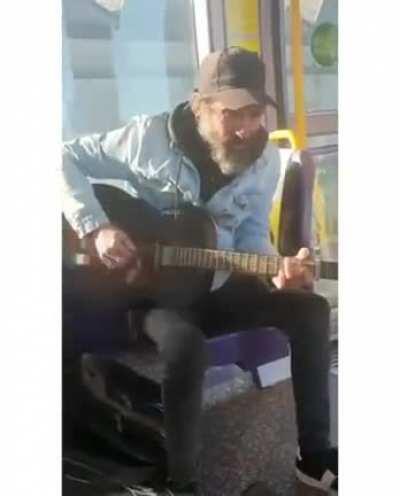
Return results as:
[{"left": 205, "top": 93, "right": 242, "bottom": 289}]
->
[{"left": 63, "top": 184, "right": 337, "bottom": 306}]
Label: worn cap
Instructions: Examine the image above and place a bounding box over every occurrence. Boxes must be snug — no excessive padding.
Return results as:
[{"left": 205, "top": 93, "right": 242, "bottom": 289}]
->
[{"left": 197, "top": 47, "right": 277, "bottom": 110}]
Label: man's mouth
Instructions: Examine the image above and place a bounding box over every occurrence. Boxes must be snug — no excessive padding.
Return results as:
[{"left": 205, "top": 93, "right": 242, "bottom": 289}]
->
[{"left": 230, "top": 137, "right": 249, "bottom": 149}]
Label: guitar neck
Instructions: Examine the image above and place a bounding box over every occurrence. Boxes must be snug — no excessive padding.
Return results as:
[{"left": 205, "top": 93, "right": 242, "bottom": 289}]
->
[
  {"left": 159, "top": 245, "right": 280, "bottom": 276},
  {"left": 159, "top": 245, "right": 338, "bottom": 280}
]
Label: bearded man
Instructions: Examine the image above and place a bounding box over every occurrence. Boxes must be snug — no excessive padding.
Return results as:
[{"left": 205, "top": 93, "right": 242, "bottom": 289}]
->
[{"left": 62, "top": 47, "right": 338, "bottom": 495}]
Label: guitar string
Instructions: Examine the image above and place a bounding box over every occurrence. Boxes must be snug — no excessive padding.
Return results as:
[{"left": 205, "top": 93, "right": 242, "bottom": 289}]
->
[{"left": 158, "top": 246, "right": 336, "bottom": 281}]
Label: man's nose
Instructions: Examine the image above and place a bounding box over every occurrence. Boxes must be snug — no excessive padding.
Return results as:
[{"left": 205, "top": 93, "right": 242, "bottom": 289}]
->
[
  {"left": 234, "top": 118, "right": 256, "bottom": 140},
  {"left": 235, "top": 125, "right": 253, "bottom": 140}
]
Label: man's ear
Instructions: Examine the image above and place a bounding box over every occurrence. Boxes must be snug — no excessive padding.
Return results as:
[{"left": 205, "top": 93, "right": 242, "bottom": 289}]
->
[{"left": 190, "top": 92, "right": 201, "bottom": 119}]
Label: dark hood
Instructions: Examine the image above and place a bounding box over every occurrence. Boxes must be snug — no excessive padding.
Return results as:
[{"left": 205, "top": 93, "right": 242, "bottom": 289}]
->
[
  {"left": 167, "top": 101, "right": 214, "bottom": 165},
  {"left": 167, "top": 101, "right": 234, "bottom": 202}
]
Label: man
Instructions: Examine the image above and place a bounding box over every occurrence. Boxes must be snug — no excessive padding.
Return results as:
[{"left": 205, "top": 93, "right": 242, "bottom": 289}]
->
[{"left": 62, "top": 47, "right": 338, "bottom": 495}]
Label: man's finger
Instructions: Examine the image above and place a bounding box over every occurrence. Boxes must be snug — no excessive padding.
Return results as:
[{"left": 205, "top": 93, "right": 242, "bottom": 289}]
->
[
  {"left": 101, "top": 253, "right": 116, "bottom": 269},
  {"left": 101, "top": 250, "right": 130, "bottom": 269},
  {"left": 284, "top": 257, "right": 302, "bottom": 279},
  {"left": 119, "top": 232, "right": 137, "bottom": 253},
  {"left": 283, "top": 257, "right": 292, "bottom": 279},
  {"left": 273, "top": 269, "right": 286, "bottom": 289},
  {"left": 296, "top": 247, "right": 310, "bottom": 260},
  {"left": 125, "top": 262, "right": 142, "bottom": 285},
  {"left": 109, "top": 242, "right": 134, "bottom": 261}
]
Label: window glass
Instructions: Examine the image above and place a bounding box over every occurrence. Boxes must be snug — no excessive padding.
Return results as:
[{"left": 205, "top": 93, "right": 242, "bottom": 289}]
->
[
  {"left": 283, "top": 0, "right": 338, "bottom": 114},
  {"left": 224, "top": 0, "right": 261, "bottom": 53},
  {"left": 308, "top": 134, "right": 337, "bottom": 148},
  {"left": 62, "top": 0, "right": 197, "bottom": 140},
  {"left": 312, "top": 150, "right": 338, "bottom": 261}
]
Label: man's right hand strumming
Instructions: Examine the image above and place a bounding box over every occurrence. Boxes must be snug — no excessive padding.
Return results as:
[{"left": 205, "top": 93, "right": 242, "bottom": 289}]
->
[{"left": 85, "top": 224, "right": 139, "bottom": 271}]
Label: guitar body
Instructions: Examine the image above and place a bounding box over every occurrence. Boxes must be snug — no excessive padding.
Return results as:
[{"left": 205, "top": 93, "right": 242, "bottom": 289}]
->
[{"left": 63, "top": 184, "right": 217, "bottom": 307}]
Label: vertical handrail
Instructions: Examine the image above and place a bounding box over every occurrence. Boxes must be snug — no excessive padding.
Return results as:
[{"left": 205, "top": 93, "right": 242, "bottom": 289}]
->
[{"left": 290, "top": 0, "right": 307, "bottom": 150}]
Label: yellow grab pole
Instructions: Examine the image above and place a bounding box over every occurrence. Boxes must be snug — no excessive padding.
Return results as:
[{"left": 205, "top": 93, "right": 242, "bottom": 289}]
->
[
  {"left": 269, "top": 129, "right": 297, "bottom": 150},
  {"left": 290, "top": 0, "right": 307, "bottom": 150}
]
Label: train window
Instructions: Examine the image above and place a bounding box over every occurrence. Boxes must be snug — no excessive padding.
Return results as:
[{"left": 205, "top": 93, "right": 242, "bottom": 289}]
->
[
  {"left": 312, "top": 150, "right": 338, "bottom": 262},
  {"left": 62, "top": 0, "right": 198, "bottom": 140},
  {"left": 282, "top": 0, "right": 338, "bottom": 134},
  {"left": 224, "top": 0, "right": 261, "bottom": 53}
]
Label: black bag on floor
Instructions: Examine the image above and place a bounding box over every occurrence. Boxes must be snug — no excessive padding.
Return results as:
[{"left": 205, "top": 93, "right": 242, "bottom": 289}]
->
[
  {"left": 63, "top": 447, "right": 160, "bottom": 496},
  {"left": 63, "top": 352, "right": 167, "bottom": 469}
]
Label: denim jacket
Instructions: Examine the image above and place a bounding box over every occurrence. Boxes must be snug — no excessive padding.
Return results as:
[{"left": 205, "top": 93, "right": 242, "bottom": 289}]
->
[{"left": 62, "top": 109, "right": 281, "bottom": 288}]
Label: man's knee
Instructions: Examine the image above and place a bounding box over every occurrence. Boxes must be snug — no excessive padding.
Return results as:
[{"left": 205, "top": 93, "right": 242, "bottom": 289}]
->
[
  {"left": 144, "top": 309, "right": 207, "bottom": 374},
  {"left": 301, "top": 293, "right": 331, "bottom": 334}
]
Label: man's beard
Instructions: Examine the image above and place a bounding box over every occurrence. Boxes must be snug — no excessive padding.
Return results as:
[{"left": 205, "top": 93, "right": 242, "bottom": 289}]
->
[{"left": 197, "top": 115, "right": 268, "bottom": 176}]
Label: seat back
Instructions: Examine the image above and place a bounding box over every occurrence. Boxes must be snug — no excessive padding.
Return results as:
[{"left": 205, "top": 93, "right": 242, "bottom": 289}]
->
[
  {"left": 268, "top": 147, "right": 316, "bottom": 256},
  {"left": 277, "top": 149, "right": 316, "bottom": 255}
]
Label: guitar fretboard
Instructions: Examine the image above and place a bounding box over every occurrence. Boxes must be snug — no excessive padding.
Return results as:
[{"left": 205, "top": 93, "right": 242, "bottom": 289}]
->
[
  {"left": 162, "top": 246, "right": 280, "bottom": 276},
  {"left": 159, "top": 245, "right": 338, "bottom": 280}
]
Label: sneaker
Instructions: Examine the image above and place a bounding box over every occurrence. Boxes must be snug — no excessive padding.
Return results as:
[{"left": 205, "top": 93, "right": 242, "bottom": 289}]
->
[{"left": 295, "top": 447, "right": 338, "bottom": 493}]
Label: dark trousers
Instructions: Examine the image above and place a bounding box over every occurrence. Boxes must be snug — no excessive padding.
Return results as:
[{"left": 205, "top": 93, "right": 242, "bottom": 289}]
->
[
  {"left": 143, "top": 274, "right": 331, "bottom": 483},
  {"left": 64, "top": 270, "right": 331, "bottom": 484}
]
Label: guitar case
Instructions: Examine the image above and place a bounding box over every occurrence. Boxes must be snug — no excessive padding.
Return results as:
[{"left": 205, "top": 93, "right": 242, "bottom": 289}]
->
[
  {"left": 63, "top": 449, "right": 158, "bottom": 496},
  {"left": 63, "top": 352, "right": 167, "bottom": 494}
]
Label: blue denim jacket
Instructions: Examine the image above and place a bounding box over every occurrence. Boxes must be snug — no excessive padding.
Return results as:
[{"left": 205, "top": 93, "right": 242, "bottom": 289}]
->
[{"left": 62, "top": 110, "right": 281, "bottom": 287}]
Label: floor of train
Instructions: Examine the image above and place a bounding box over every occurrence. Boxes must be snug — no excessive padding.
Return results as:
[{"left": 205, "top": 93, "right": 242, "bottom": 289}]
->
[
  {"left": 200, "top": 361, "right": 338, "bottom": 496},
  {"left": 64, "top": 338, "right": 338, "bottom": 496}
]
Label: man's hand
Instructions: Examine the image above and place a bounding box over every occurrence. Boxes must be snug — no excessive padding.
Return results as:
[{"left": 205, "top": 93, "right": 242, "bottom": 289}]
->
[
  {"left": 272, "top": 247, "right": 314, "bottom": 290},
  {"left": 85, "top": 224, "right": 140, "bottom": 271}
]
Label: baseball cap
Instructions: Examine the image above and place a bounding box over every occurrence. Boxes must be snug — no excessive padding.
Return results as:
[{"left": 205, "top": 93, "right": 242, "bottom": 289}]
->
[{"left": 196, "top": 47, "right": 277, "bottom": 110}]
